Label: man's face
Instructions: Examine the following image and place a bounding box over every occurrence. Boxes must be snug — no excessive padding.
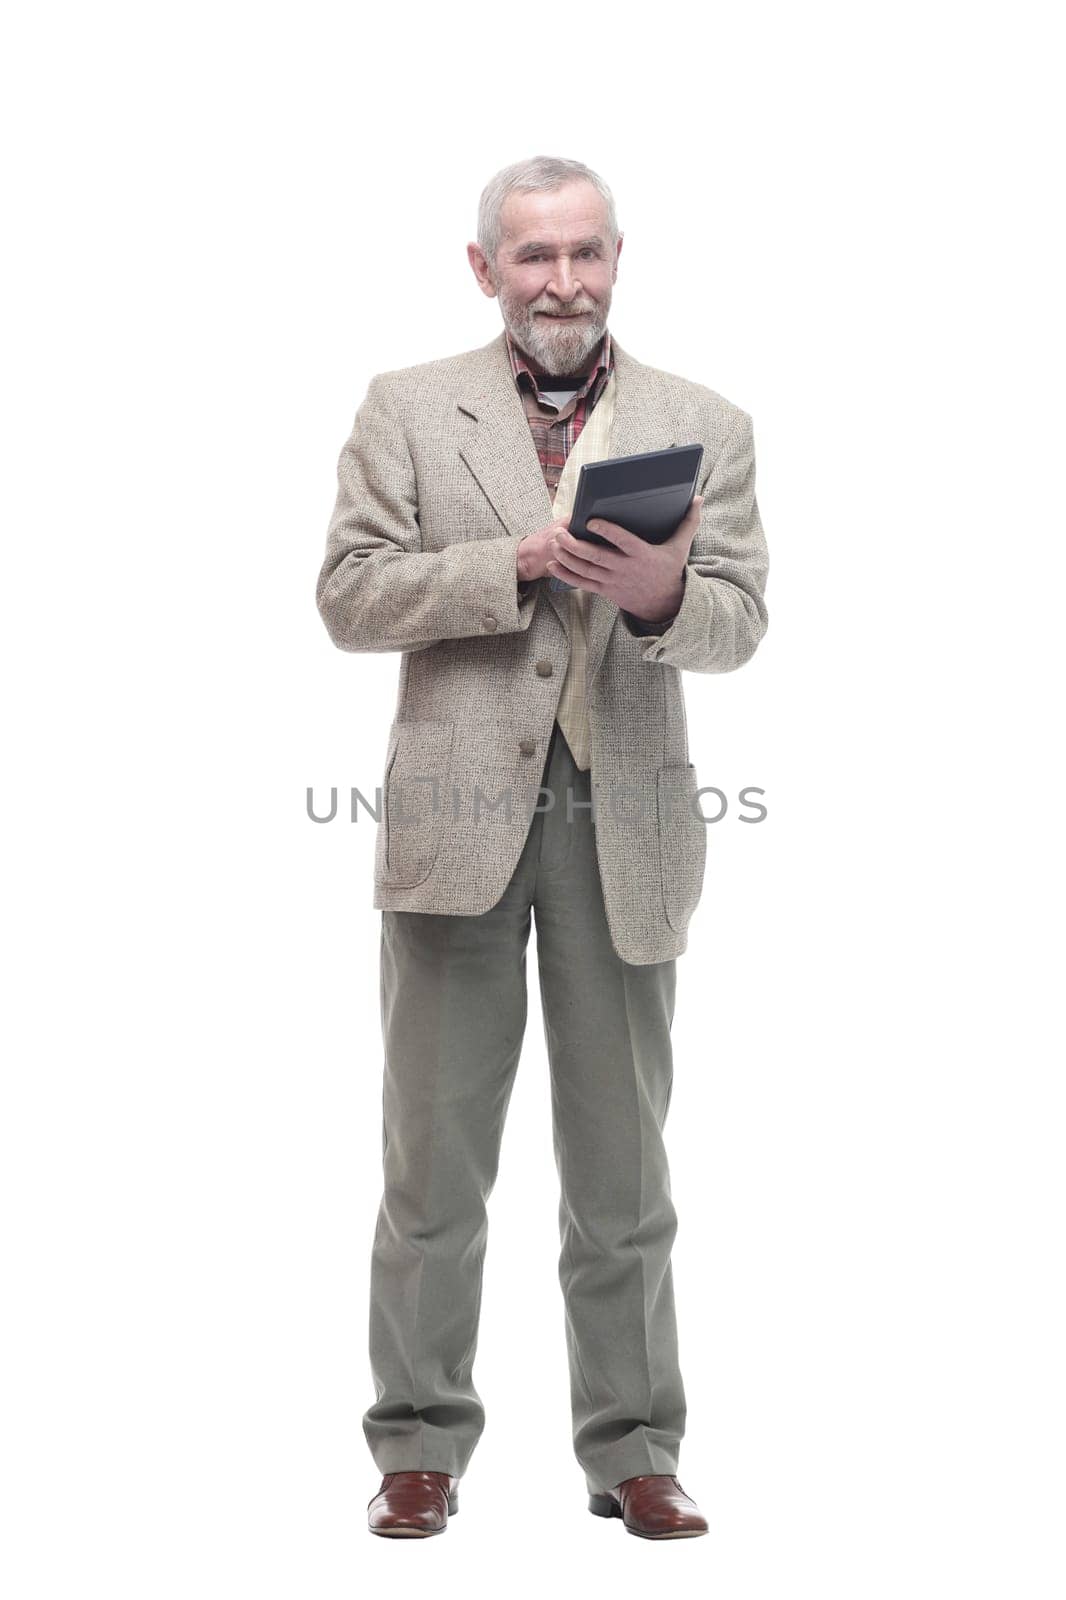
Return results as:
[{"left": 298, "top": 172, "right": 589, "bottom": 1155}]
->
[{"left": 470, "top": 181, "right": 621, "bottom": 375}]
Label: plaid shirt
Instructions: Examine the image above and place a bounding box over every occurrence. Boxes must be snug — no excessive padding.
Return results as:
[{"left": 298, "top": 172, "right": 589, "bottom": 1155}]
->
[{"left": 506, "top": 325, "right": 614, "bottom": 502}]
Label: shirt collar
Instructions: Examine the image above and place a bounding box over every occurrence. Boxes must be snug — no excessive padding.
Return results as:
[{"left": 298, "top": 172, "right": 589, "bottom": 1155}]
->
[{"left": 506, "top": 325, "right": 612, "bottom": 404}]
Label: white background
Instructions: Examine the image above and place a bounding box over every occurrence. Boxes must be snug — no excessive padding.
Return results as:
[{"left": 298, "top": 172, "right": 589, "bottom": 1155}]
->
[{"left": 3, "top": 3, "right": 1063, "bottom": 1596}]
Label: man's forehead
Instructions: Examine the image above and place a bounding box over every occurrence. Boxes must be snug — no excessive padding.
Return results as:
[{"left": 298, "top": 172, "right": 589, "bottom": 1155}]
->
[{"left": 500, "top": 186, "right": 607, "bottom": 243}]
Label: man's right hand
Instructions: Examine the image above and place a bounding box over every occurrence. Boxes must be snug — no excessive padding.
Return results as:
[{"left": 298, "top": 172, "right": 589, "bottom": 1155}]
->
[{"left": 517, "top": 518, "right": 572, "bottom": 583}]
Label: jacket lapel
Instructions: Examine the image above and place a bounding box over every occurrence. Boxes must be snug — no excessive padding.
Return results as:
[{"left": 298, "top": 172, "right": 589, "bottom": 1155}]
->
[{"left": 456, "top": 330, "right": 674, "bottom": 683}]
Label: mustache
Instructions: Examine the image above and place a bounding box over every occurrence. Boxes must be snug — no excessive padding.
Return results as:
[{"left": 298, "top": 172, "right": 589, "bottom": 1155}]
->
[{"left": 532, "top": 305, "right": 598, "bottom": 318}]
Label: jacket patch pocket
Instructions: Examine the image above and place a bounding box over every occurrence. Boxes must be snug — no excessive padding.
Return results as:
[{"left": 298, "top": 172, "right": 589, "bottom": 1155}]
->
[
  {"left": 656, "top": 763, "right": 708, "bottom": 934},
  {"left": 378, "top": 720, "right": 455, "bottom": 887}
]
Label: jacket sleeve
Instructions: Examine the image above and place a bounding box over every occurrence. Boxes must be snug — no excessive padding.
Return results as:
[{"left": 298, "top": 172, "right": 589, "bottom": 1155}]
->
[
  {"left": 316, "top": 374, "right": 539, "bottom": 653},
  {"left": 619, "top": 407, "right": 769, "bottom": 673}
]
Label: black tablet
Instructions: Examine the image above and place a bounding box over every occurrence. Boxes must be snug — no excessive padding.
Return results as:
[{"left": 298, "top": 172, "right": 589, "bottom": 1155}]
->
[{"left": 568, "top": 443, "right": 704, "bottom": 548}]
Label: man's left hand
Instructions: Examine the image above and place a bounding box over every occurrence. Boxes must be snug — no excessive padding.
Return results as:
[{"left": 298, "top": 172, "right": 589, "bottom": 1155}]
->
[{"left": 546, "top": 495, "right": 704, "bottom": 625}]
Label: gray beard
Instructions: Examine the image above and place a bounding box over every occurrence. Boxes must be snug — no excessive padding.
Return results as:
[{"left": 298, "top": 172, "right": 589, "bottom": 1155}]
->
[
  {"left": 494, "top": 283, "right": 609, "bottom": 375},
  {"left": 510, "top": 315, "right": 606, "bottom": 375}
]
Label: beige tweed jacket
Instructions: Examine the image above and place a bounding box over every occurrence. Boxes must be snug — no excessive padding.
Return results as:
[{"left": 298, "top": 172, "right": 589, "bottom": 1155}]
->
[{"left": 316, "top": 329, "right": 769, "bottom": 964}]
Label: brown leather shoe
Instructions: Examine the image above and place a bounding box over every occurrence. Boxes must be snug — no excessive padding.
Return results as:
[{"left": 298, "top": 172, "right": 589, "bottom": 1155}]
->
[
  {"left": 589, "top": 1473, "right": 708, "bottom": 1539},
  {"left": 367, "top": 1469, "right": 460, "bottom": 1537}
]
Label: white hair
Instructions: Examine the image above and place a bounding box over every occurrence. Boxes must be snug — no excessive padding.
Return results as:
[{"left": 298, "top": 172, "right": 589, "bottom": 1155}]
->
[{"left": 477, "top": 154, "right": 619, "bottom": 270}]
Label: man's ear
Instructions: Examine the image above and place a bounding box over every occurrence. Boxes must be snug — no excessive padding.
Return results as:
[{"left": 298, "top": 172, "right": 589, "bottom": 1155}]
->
[{"left": 466, "top": 243, "right": 498, "bottom": 299}]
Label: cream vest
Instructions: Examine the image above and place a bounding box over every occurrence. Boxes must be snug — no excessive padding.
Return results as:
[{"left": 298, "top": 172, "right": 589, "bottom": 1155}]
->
[{"left": 547, "top": 369, "right": 617, "bottom": 771}]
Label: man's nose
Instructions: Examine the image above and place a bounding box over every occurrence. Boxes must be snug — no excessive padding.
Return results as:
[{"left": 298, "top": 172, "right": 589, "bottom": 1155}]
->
[{"left": 547, "top": 260, "right": 580, "bottom": 299}]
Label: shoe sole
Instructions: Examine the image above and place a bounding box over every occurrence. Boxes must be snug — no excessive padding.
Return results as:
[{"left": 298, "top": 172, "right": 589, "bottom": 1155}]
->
[{"left": 369, "top": 1525, "right": 445, "bottom": 1537}]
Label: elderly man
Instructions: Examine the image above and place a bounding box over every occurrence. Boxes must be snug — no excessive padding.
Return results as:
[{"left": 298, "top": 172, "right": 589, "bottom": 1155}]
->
[{"left": 316, "top": 154, "right": 769, "bottom": 1539}]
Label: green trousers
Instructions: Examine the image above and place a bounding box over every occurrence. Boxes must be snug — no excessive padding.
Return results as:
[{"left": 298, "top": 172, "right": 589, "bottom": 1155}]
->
[{"left": 364, "top": 720, "right": 686, "bottom": 1494}]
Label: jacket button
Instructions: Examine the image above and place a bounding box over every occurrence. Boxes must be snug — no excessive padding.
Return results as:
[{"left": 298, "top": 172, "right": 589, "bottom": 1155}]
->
[
  {"left": 482, "top": 614, "right": 498, "bottom": 631},
  {"left": 534, "top": 659, "right": 553, "bottom": 677},
  {"left": 518, "top": 738, "right": 536, "bottom": 756}
]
